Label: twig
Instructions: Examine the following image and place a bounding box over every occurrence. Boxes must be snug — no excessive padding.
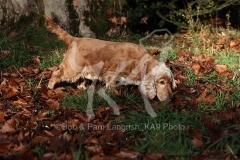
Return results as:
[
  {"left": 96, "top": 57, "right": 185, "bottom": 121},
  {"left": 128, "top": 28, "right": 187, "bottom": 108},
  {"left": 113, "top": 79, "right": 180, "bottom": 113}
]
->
[
  {"left": 232, "top": 69, "right": 240, "bottom": 81},
  {"left": 13, "top": 65, "right": 23, "bottom": 77},
  {"left": 226, "top": 144, "right": 238, "bottom": 160},
  {"left": 38, "top": 72, "right": 44, "bottom": 87}
]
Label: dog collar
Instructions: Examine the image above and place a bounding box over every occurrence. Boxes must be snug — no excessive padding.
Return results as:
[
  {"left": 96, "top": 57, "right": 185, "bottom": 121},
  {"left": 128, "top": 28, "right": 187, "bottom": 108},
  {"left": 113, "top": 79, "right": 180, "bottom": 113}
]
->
[{"left": 141, "top": 61, "right": 148, "bottom": 80}]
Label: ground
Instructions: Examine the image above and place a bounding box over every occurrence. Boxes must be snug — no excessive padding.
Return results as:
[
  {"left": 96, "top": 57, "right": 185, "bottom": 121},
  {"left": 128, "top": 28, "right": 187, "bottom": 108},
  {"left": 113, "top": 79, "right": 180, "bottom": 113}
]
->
[{"left": 0, "top": 21, "right": 239, "bottom": 159}]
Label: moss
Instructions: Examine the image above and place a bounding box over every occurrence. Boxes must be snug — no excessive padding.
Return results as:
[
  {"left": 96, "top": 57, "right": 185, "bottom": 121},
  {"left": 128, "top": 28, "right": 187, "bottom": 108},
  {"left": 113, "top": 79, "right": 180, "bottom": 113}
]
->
[
  {"left": 66, "top": 0, "right": 80, "bottom": 36},
  {"left": 83, "top": 0, "right": 129, "bottom": 37},
  {"left": 84, "top": 0, "right": 110, "bottom": 37},
  {"left": 3, "top": 12, "right": 43, "bottom": 33}
]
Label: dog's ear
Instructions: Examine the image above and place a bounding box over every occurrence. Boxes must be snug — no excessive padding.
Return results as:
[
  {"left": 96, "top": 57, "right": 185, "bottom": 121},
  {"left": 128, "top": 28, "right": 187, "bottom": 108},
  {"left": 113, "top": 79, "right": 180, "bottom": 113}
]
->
[{"left": 139, "top": 74, "right": 156, "bottom": 99}]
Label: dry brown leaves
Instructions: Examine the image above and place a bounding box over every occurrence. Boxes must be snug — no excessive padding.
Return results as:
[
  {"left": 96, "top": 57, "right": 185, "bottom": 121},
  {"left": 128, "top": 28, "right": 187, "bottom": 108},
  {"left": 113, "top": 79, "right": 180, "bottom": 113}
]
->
[
  {"left": 0, "top": 63, "right": 168, "bottom": 159},
  {"left": 0, "top": 29, "right": 239, "bottom": 159},
  {"left": 168, "top": 30, "right": 240, "bottom": 159},
  {"left": 106, "top": 9, "right": 127, "bottom": 37}
]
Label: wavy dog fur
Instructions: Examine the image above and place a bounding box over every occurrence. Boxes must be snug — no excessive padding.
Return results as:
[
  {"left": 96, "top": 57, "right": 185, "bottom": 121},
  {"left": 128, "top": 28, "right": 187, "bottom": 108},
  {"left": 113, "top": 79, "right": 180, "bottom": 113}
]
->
[{"left": 44, "top": 16, "right": 176, "bottom": 101}]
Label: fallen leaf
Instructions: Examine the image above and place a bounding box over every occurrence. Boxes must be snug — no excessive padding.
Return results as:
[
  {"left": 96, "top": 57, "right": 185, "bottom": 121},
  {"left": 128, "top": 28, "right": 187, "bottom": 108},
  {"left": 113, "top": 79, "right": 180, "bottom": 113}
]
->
[
  {"left": 116, "top": 150, "right": 142, "bottom": 159},
  {"left": 48, "top": 88, "right": 65, "bottom": 99},
  {"left": 140, "top": 16, "right": 148, "bottom": 24},
  {"left": 32, "top": 68, "right": 40, "bottom": 74},
  {"left": 31, "top": 56, "right": 41, "bottom": 65},
  {"left": 213, "top": 64, "right": 228, "bottom": 73},
  {"left": 176, "top": 74, "right": 188, "bottom": 81},
  {"left": 109, "top": 16, "right": 118, "bottom": 24},
  {"left": 192, "top": 137, "right": 203, "bottom": 147},
  {"left": 42, "top": 130, "right": 54, "bottom": 137},
  {"left": 91, "top": 154, "right": 115, "bottom": 160},
  {"left": 46, "top": 99, "right": 60, "bottom": 111},
  {"left": 144, "top": 152, "right": 165, "bottom": 160},
  {"left": 229, "top": 38, "right": 240, "bottom": 47},
  {"left": 197, "top": 90, "right": 215, "bottom": 104},
  {"left": 150, "top": 48, "right": 160, "bottom": 55},
  {"left": 0, "top": 119, "right": 16, "bottom": 133},
  {"left": 38, "top": 111, "right": 49, "bottom": 120},
  {"left": 11, "top": 97, "right": 28, "bottom": 106},
  {"left": 0, "top": 112, "right": 6, "bottom": 122},
  {"left": 188, "top": 128, "right": 203, "bottom": 147},
  {"left": 20, "top": 67, "right": 30, "bottom": 73},
  {"left": 8, "top": 79, "right": 19, "bottom": 88},
  {"left": 4, "top": 88, "right": 19, "bottom": 99},
  {"left": 216, "top": 36, "right": 226, "bottom": 45},
  {"left": 113, "top": 129, "right": 128, "bottom": 143},
  {"left": 106, "top": 9, "right": 114, "bottom": 17},
  {"left": 192, "top": 62, "right": 201, "bottom": 76},
  {"left": 41, "top": 153, "right": 55, "bottom": 160},
  {"left": 47, "top": 66, "right": 58, "bottom": 71},
  {"left": 85, "top": 145, "right": 102, "bottom": 153},
  {"left": 120, "top": 16, "right": 127, "bottom": 25},
  {"left": 10, "top": 73, "right": 19, "bottom": 77}
]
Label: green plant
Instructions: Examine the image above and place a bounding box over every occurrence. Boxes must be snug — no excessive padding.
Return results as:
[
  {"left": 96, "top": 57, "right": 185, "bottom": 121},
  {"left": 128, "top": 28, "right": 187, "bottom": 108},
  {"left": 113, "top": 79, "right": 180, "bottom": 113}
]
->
[
  {"left": 185, "top": 69, "right": 196, "bottom": 86},
  {"left": 33, "top": 143, "right": 45, "bottom": 158},
  {"left": 127, "top": 0, "right": 239, "bottom": 33},
  {"left": 112, "top": 106, "right": 208, "bottom": 158},
  {"left": 0, "top": 15, "right": 65, "bottom": 69},
  {"left": 207, "top": 125, "right": 240, "bottom": 159},
  {"left": 61, "top": 89, "right": 118, "bottom": 111},
  {"left": 84, "top": 0, "right": 111, "bottom": 37},
  {"left": 214, "top": 92, "right": 226, "bottom": 110},
  {"left": 167, "top": 48, "right": 177, "bottom": 60},
  {"left": 49, "top": 110, "right": 55, "bottom": 116},
  {"left": 65, "top": 0, "right": 80, "bottom": 36},
  {"left": 84, "top": 0, "right": 129, "bottom": 37},
  {"left": 27, "top": 78, "right": 37, "bottom": 88},
  {"left": 214, "top": 50, "right": 240, "bottom": 72},
  {"left": 39, "top": 50, "right": 63, "bottom": 70}
]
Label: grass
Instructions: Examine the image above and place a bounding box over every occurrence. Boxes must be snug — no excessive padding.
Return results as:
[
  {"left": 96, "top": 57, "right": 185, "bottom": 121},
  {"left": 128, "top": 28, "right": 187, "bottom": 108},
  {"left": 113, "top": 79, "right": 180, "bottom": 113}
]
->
[
  {"left": 197, "top": 91, "right": 227, "bottom": 111},
  {"left": 214, "top": 50, "right": 240, "bottom": 71},
  {"left": 33, "top": 143, "right": 45, "bottom": 158},
  {"left": 39, "top": 49, "right": 63, "bottom": 70},
  {"left": 185, "top": 68, "right": 197, "bottom": 86},
  {"left": 0, "top": 22, "right": 65, "bottom": 69},
  {"left": 112, "top": 106, "right": 208, "bottom": 158},
  {"left": 207, "top": 124, "right": 240, "bottom": 159},
  {"left": 61, "top": 89, "right": 119, "bottom": 111},
  {"left": 1, "top": 16, "right": 240, "bottom": 159}
]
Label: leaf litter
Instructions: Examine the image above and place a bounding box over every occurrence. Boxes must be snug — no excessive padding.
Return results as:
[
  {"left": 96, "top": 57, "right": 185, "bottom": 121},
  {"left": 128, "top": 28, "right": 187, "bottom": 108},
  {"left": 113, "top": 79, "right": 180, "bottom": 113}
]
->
[{"left": 0, "top": 29, "right": 239, "bottom": 159}]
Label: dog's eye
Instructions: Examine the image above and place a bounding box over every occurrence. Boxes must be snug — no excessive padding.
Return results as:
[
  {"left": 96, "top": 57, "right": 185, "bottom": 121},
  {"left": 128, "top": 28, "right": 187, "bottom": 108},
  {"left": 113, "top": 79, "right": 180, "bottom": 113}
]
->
[{"left": 160, "top": 81, "right": 165, "bottom": 84}]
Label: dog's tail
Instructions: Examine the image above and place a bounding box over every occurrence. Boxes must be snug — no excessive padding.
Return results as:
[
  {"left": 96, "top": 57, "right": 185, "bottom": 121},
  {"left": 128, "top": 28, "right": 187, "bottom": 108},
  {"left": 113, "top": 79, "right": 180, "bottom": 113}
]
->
[{"left": 44, "top": 16, "right": 73, "bottom": 46}]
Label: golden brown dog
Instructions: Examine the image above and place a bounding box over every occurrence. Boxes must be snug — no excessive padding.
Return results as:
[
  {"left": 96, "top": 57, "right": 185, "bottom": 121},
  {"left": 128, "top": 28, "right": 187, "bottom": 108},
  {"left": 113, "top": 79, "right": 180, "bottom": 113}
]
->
[{"left": 44, "top": 16, "right": 176, "bottom": 101}]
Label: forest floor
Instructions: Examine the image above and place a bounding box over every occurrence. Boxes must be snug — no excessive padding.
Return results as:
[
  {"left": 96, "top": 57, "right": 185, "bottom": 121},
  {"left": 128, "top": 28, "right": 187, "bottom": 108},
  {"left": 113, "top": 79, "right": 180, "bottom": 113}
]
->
[{"left": 0, "top": 18, "right": 239, "bottom": 159}]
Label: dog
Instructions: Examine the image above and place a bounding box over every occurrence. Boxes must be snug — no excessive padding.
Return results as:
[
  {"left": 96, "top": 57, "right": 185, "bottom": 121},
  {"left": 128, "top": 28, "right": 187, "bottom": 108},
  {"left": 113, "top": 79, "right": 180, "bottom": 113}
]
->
[{"left": 44, "top": 16, "right": 176, "bottom": 102}]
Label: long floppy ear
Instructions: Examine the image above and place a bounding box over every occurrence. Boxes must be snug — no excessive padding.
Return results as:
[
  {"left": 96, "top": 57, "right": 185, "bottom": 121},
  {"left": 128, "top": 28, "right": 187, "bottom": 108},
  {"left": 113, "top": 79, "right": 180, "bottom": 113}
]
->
[{"left": 139, "top": 74, "right": 156, "bottom": 99}]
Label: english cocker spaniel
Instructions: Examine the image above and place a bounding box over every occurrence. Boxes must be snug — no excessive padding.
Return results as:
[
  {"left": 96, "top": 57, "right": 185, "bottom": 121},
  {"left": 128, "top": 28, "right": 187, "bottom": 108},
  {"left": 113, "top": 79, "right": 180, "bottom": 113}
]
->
[{"left": 44, "top": 16, "right": 176, "bottom": 102}]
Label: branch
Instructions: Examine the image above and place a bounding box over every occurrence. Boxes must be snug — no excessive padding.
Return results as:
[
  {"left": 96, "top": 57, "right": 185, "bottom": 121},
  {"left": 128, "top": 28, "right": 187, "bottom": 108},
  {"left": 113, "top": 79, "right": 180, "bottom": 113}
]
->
[
  {"left": 156, "top": 11, "right": 188, "bottom": 29},
  {"left": 190, "top": 0, "right": 240, "bottom": 16}
]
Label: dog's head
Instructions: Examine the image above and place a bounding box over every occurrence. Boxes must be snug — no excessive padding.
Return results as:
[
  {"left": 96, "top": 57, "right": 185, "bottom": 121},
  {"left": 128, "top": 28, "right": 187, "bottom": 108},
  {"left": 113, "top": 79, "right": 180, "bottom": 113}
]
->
[{"left": 139, "top": 62, "right": 176, "bottom": 101}]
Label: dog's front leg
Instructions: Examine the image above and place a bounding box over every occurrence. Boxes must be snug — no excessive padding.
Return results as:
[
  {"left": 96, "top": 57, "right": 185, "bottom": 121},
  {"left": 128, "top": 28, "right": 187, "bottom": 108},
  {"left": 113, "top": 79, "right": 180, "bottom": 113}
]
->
[{"left": 48, "top": 70, "right": 62, "bottom": 89}]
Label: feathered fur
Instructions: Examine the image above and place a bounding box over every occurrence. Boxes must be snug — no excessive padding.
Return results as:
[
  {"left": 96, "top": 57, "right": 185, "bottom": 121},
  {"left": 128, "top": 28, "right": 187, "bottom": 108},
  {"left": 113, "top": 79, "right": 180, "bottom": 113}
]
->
[{"left": 44, "top": 16, "right": 176, "bottom": 101}]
